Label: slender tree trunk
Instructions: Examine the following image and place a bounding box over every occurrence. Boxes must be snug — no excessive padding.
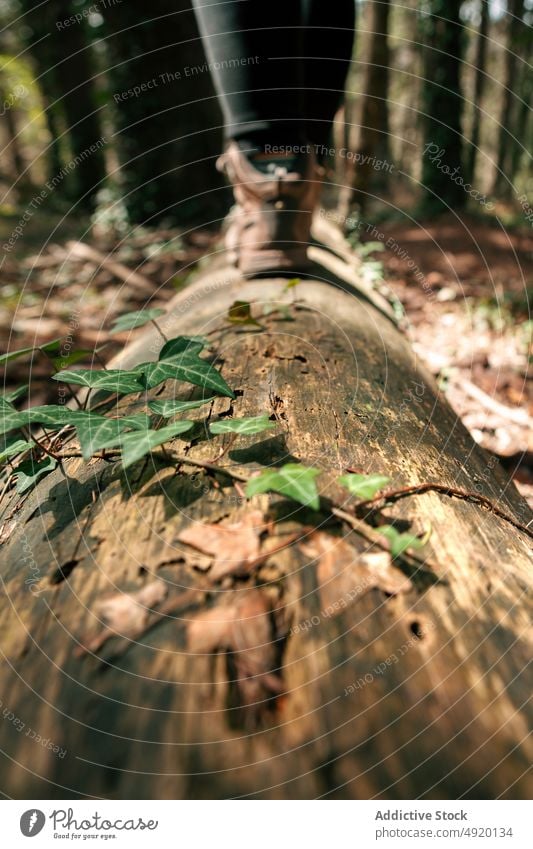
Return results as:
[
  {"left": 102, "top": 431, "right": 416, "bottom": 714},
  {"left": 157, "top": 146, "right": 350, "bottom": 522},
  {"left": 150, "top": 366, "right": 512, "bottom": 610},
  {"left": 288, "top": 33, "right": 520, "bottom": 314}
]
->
[
  {"left": 352, "top": 0, "right": 391, "bottom": 211},
  {"left": 18, "top": 0, "right": 105, "bottom": 205},
  {"left": 466, "top": 0, "right": 489, "bottom": 183},
  {"left": 507, "top": 59, "right": 532, "bottom": 185},
  {"left": 102, "top": 0, "right": 227, "bottom": 227},
  {"left": 52, "top": 2, "right": 107, "bottom": 207},
  {"left": 500, "top": 0, "right": 531, "bottom": 193},
  {"left": 492, "top": 0, "right": 523, "bottom": 194},
  {"left": 420, "top": 0, "right": 465, "bottom": 213},
  {"left": 0, "top": 81, "right": 27, "bottom": 182}
]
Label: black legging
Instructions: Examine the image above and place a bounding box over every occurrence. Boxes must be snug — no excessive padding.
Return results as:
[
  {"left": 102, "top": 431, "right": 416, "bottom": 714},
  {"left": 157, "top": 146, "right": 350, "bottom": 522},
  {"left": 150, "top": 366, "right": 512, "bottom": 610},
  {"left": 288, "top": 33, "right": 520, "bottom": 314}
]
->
[{"left": 191, "top": 0, "right": 355, "bottom": 149}]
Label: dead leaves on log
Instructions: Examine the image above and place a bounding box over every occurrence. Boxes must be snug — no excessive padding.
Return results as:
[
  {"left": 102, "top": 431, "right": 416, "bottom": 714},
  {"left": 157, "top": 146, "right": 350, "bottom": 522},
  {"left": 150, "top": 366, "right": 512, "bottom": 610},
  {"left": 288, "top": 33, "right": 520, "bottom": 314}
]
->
[
  {"left": 177, "top": 510, "right": 265, "bottom": 581},
  {"left": 300, "top": 532, "right": 412, "bottom": 613},
  {"left": 76, "top": 580, "right": 168, "bottom": 655},
  {"left": 187, "top": 589, "right": 285, "bottom": 727},
  {"left": 75, "top": 523, "right": 412, "bottom": 728}
]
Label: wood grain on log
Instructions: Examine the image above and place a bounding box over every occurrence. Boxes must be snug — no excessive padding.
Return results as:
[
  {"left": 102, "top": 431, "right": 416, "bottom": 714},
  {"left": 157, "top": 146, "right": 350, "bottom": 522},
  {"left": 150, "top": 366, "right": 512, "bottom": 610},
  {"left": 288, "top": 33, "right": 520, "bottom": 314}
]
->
[{"left": 0, "top": 238, "right": 531, "bottom": 800}]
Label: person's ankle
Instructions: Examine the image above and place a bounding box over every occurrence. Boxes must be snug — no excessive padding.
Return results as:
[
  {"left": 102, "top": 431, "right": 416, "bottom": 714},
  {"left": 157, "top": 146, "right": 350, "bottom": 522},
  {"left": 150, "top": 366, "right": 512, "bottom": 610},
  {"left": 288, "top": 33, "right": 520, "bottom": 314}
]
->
[{"left": 232, "top": 138, "right": 310, "bottom": 174}]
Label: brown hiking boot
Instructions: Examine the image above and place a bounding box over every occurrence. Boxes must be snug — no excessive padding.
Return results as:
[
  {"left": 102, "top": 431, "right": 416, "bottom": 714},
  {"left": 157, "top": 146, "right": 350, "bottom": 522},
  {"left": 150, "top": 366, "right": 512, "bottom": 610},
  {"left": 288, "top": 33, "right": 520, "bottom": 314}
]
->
[{"left": 217, "top": 142, "right": 323, "bottom": 275}]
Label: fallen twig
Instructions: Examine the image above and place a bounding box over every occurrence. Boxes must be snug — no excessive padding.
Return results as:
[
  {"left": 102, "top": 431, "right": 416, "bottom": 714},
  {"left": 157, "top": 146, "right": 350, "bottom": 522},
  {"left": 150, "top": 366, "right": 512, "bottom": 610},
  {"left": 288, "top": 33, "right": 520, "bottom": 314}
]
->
[{"left": 356, "top": 483, "right": 533, "bottom": 540}]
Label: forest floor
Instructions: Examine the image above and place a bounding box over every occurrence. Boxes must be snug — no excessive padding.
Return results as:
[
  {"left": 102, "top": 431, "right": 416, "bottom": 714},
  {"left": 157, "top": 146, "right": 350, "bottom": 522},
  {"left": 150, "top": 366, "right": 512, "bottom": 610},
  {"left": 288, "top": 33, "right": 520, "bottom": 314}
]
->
[{"left": 1, "top": 205, "right": 531, "bottom": 505}]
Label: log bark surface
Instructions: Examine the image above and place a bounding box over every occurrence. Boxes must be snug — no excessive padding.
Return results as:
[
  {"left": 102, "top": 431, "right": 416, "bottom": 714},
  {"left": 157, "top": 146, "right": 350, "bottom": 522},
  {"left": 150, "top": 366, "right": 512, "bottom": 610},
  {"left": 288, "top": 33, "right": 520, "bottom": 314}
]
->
[{"left": 0, "top": 243, "right": 531, "bottom": 800}]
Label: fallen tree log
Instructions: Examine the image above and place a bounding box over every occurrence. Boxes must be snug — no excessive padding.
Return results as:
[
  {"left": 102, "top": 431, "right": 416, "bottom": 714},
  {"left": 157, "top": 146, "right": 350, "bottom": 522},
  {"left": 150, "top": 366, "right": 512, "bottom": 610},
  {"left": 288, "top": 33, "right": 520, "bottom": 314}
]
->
[{"left": 0, "top": 228, "right": 531, "bottom": 800}]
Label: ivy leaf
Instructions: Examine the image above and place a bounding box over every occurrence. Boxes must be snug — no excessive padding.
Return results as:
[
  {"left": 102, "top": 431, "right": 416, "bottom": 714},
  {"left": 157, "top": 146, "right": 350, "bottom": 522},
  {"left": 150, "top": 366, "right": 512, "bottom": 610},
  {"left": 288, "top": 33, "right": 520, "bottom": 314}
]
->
[
  {"left": 246, "top": 463, "right": 321, "bottom": 510},
  {"left": 376, "top": 525, "right": 427, "bottom": 559},
  {"left": 52, "top": 369, "right": 143, "bottom": 395},
  {"left": 0, "top": 338, "right": 62, "bottom": 365},
  {"left": 0, "top": 345, "right": 36, "bottom": 365},
  {"left": 15, "top": 455, "right": 57, "bottom": 493},
  {"left": 74, "top": 415, "right": 131, "bottom": 460},
  {"left": 2, "top": 384, "right": 29, "bottom": 403},
  {"left": 158, "top": 336, "right": 207, "bottom": 360},
  {"left": 227, "top": 300, "right": 260, "bottom": 326},
  {"left": 0, "top": 404, "right": 78, "bottom": 435},
  {"left": 337, "top": 473, "right": 391, "bottom": 500},
  {"left": 118, "top": 421, "right": 195, "bottom": 469},
  {"left": 51, "top": 349, "right": 94, "bottom": 370},
  {"left": 0, "top": 396, "right": 16, "bottom": 414},
  {"left": 139, "top": 357, "right": 234, "bottom": 398},
  {"left": 110, "top": 308, "right": 166, "bottom": 334},
  {"left": 210, "top": 415, "right": 276, "bottom": 435},
  {"left": 74, "top": 412, "right": 152, "bottom": 460},
  {"left": 116, "top": 413, "right": 151, "bottom": 430},
  {"left": 0, "top": 435, "right": 32, "bottom": 463},
  {"left": 148, "top": 397, "right": 214, "bottom": 417},
  {"left": 39, "top": 338, "right": 65, "bottom": 355}
]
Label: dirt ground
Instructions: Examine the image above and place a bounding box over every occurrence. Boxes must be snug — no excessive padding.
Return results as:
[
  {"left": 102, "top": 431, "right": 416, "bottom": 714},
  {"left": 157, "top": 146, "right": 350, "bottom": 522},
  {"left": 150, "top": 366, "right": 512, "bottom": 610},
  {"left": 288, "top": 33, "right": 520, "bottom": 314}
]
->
[{"left": 377, "top": 213, "right": 532, "bottom": 504}]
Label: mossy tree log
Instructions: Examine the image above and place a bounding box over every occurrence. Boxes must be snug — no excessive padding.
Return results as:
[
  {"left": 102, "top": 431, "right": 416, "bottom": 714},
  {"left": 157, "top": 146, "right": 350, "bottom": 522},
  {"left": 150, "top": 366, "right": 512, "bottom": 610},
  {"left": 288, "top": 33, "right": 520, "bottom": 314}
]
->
[{"left": 0, "top": 245, "right": 531, "bottom": 800}]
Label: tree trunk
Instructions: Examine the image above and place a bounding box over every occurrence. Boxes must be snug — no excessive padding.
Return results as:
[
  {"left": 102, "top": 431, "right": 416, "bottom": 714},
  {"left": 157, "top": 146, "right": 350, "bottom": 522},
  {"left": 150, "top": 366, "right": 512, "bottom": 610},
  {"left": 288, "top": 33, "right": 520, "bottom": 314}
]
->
[
  {"left": 492, "top": 0, "right": 524, "bottom": 195},
  {"left": 51, "top": 3, "right": 107, "bottom": 207},
  {"left": 466, "top": 0, "right": 489, "bottom": 183},
  {"left": 352, "top": 0, "right": 391, "bottom": 210},
  {"left": 502, "top": 1, "right": 532, "bottom": 192},
  {"left": 0, "top": 80, "right": 27, "bottom": 183},
  {"left": 507, "top": 62, "right": 532, "bottom": 186},
  {"left": 102, "top": 0, "right": 228, "bottom": 227},
  {"left": 18, "top": 0, "right": 105, "bottom": 204},
  {"left": 420, "top": 0, "right": 465, "bottom": 213},
  {"left": 0, "top": 226, "right": 531, "bottom": 800}
]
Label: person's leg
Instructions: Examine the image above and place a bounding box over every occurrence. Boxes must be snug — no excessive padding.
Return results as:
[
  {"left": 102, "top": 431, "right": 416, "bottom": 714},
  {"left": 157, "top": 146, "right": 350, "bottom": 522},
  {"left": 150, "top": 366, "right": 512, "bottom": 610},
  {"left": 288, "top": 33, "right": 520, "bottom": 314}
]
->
[
  {"left": 191, "top": 0, "right": 306, "bottom": 149},
  {"left": 301, "top": 0, "right": 355, "bottom": 152}
]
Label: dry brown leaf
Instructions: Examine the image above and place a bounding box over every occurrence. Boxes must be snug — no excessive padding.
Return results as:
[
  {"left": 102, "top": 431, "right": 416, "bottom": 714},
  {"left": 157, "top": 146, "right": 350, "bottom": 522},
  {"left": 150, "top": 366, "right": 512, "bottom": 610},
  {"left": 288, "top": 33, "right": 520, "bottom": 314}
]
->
[
  {"left": 177, "top": 510, "right": 265, "bottom": 581},
  {"left": 187, "top": 589, "right": 284, "bottom": 722},
  {"left": 187, "top": 604, "right": 238, "bottom": 653},
  {"left": 79, "top": 580, "right": 168, "bottom": 655},
  {"left": 300, "top": 532, "right": 412, "bottom": 613}
]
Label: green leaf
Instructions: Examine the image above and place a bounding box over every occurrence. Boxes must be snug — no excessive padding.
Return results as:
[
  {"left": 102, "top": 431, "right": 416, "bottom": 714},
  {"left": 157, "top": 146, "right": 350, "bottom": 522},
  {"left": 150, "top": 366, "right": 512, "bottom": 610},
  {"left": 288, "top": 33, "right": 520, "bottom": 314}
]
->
[
  {"left": 139, "top": 357, "right": 234, "bottom": 398},
  {"left": 0, "top": 404, "right": 78, "bottom": 435},
  {"left": 74, "top": 415, "right": 130, "bottom": 460},
  {"left": 39, "top": 338, "right": 64, "bottom": 355},
  {"left": 0, "top": 338, "right": 62, "bottom": 365},
  {"left": 51, "top": 349, "right": 93, "bottom": 370},
  {"left": 0, "top": 396, "right": 16, "bottom": 414},
  {"left": 376, "top": 525, "right": 426, "bottom": 559},
  {"left": 118, "top": 421, "right": 194, "bottom": 469},
  {"left": 158, "top": 336, "right": 207, "bottom": 360},
  {"left": 0, "top": 345, "right": 36, "bottom": 365},
  {"left": 116, "top": 413, "right": 151, "bottom": 430},
  {"left": 15, "top": 455, "right": 57, "bottom": 493},
  {"left": 0, "top": 435, "right": 32, "bottom": 463},
  {"left": 246, "top": 463, "right": 321, "bottom": 510},
  {"left": 1, "top": 406, "right": 24, "bottom": 434},
  {"left": 148, "top": 397, "right": 214, "bottom": 417},
  {"left": 110, "top": 308, "right": 166, "bottom": 334},
  {"left": 337, "top": 473, "right": 391, "bottom": 500},
  {"left": 284, "top": 277, "right": 301, "bottom": 290},
  {"left": 2, "top": 384, "right": 29, "bottom": 403},
  {"left": 227, "top": 300, "right": 260, "bottom": 326},
  {"left": 74, "top": 412, "right": 152, "bottom": 460},
  {"left": 210, "top": 414, "right": 276, "bottom": 435},
  {"left": 52, "top": 369, "right": 143, "bottom": 395}
]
